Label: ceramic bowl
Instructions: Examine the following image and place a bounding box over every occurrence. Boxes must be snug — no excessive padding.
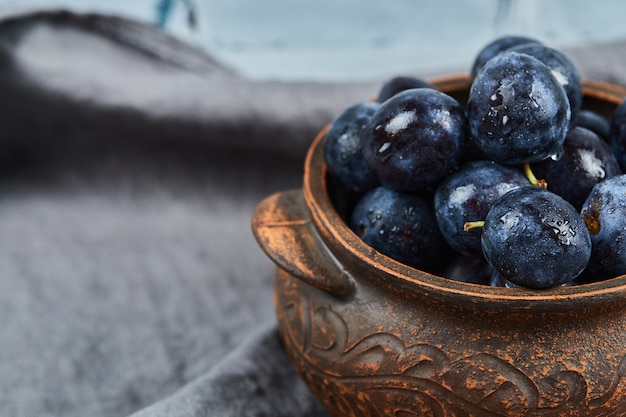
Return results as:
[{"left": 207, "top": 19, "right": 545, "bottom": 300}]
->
[{"left": 252, "top": 75, "right": 626, "bottom": 417}]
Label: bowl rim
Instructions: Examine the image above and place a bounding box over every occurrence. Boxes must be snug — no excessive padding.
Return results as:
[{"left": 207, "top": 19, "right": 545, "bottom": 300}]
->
[{"left": 303, "top": 74, "right": 626, "bottom": 308}]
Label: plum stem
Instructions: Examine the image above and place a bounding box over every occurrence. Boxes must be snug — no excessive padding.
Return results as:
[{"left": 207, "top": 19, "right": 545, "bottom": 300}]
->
[
  {"left": 523, "top": 162, "right": 547, "bottom": 189},
  {"left": 464, "top": 220, "right": 485, "bottom": 232}
]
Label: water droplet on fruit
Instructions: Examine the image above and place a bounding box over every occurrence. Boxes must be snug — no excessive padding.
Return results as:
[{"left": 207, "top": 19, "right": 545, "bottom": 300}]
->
[
  {"left": 549, "top": 152, "right": 562, "bottom": 161},
  {"left": 378, "top": 142, "right": 391, "bottom": 153},
  {"left": 497, "top": 82, "right": 516, "bottom": 102},
  {"left": 540, "top": 214, "right": 575, "bottom": 245},
  {"left": 499, "top": 211, "right": 521, "bottom": 230}
]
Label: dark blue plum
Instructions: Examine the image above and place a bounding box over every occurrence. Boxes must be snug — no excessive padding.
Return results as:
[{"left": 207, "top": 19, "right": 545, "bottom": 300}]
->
[
  {"left": 442, "top": 254, "right": 493, "bottom": 285},
  {"left": 470, "top": 35, "right": 542, "bottom": 76},
  {"left": 377, "top": 76, "right": 434, "bottom": 102},
  {"left": 324, "top": 101, "right": 380, "bottom": 194},
  {"left": 481, "top": 186, "right": 591, "bottom": 288},
  {"left": 363, "top": 88, "right": 466, "bottom": 192},
  {"left": 508, "top": 43, "right": 583, "bottom": 124},
  {"left": 608, "top": 98, "right": 626, "bottom": 171},
  {"left": 531, "top": 126, "right": 622, "bottom": 210},
  {"left": 488, "top": 270, "right": 525, "bottom": 288},
  {"left": 581, "top": 175, "right": 626, "bottom": 280},
  {"left": 459, "top": 134, "right": 488, "bottom": 164},
  {"left": 467, "top": 51, "right": 571, "bottom": 165},
  {"left": 434, "top": 160, "right": 529, "bottom": 256},
  {"left": 350, "top": 186, "right": 451, "bottom": 272},
  {"left": 489, "top": 269, "right": 580, "bottom": 288},
  {"left": 576, "top": 109, "right": 611, "bottom": 141}
]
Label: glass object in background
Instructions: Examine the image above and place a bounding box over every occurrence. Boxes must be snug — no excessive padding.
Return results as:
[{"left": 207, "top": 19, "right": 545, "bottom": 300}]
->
[
  {"left": 153, "top": 0, "right": 210, "bottom": 49},
  {"left": 155, "top": 0, "right": 197, "bottom": 29},
  {"left": 493, "top": 0, "right": 539, "bottom": 36}
]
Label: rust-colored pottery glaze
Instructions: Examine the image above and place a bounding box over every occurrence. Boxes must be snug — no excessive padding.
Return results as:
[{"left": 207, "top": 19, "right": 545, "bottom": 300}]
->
[{"left": 251, "top": 75, "right": 626, "bottom": 417}]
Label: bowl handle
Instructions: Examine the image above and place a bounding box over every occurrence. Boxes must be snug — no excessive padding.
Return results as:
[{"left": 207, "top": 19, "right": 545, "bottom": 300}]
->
[{"left": 252, "top": 189, "right": 354, "bottom": 297}]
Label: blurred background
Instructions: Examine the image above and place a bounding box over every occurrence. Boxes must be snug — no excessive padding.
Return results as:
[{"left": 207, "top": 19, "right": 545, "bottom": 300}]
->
[{"left": 1, "top": 0, "right": 626, "bottom": 81}]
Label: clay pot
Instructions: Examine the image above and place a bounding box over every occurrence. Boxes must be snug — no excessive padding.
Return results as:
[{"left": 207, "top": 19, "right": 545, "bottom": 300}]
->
[{"left": 251, "top": 75, "right": 626, "bottom": 417}]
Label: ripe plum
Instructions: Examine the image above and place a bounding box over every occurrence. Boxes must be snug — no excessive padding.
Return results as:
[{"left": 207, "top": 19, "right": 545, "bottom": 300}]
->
[
  {"left": 481, "top": 186, "right": 591, "bottom": 288},
  {"left": 363, "top": 88, "right": 466, "bottom": 192},
  {"left": 435, "top": 160, "right": 528, "bottom": 256},
  {"left": 350, "top": 186, "right": 451, "bottom": 272},
  {"left": 467, "top": 51, "right": 571, "bottom": 165}
]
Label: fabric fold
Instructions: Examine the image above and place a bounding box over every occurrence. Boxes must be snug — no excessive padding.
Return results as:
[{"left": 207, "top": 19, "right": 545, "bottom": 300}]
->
[
  {"left": 0, "top": 8, "right": 381, "bottom": 160},
  {"left": 130, "top": 321, "right": 329, "bottom": 417}
]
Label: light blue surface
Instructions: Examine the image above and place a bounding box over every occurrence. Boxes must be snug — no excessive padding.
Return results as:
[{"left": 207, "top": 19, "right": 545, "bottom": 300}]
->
[{"left": 1, "top": 0, "right": 626, "bottom": 81}]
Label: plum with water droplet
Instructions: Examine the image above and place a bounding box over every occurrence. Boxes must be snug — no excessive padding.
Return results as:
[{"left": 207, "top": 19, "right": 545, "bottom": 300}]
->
[
  {"left": 581, "top": 174, "right": 626, "bottom": 280},
  {"left": 507, "top": 43, "right": 583, "bottom": 124},
  {"left": 324, "top": 101, "right": 381, "bottom": 195},
  {"left": 467, "top": 51, "right": 571, "bottom": 165},
  {"left": 434, "top": 160, "right": 529, "bottom": 256},
  {"left": 362, "top": 88, "right": 466, "bottom": 192},
  {"left": 350, "top": 185, "right": 451, "bottom": 272},
  {"left": 481, "top": 186, "right": 591, "bottom": 288},
  {"left": 531, "top": 126, "right": 621, "bottom": 210}
]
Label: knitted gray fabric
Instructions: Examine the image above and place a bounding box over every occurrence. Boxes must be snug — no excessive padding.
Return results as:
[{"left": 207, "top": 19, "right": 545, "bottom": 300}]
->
[{"left": 0, "top": 9, "right": 625, "bottom": 417}]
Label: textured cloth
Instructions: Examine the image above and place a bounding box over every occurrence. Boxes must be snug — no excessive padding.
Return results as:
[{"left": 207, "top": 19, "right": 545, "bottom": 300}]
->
[{"left": 0, "top": 8, "right": 625, "bottom": 417}]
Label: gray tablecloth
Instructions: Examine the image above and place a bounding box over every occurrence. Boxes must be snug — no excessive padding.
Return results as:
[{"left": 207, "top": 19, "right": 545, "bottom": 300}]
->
[{"left": 0, "top": 9, "right": 625, "bottom": 417}]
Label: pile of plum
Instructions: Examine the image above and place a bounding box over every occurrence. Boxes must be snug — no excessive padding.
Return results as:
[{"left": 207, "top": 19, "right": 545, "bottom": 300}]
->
[{"left": 324, "top": 35, "right": 626, "bottom": 289}]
